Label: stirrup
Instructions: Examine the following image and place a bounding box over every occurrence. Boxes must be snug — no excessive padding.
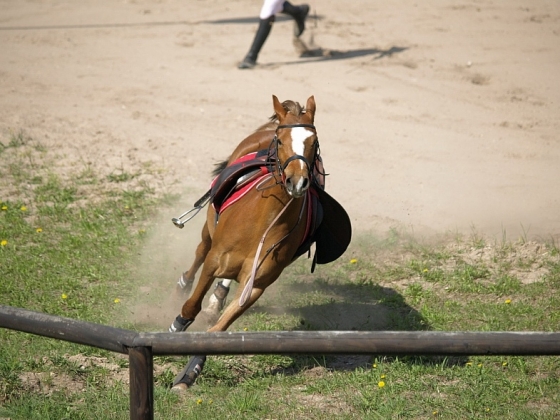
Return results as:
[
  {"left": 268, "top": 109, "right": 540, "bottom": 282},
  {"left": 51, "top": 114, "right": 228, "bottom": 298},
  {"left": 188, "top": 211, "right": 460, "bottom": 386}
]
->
[{"left": 171, "top": 190, "right": 211, "bottom": 228}]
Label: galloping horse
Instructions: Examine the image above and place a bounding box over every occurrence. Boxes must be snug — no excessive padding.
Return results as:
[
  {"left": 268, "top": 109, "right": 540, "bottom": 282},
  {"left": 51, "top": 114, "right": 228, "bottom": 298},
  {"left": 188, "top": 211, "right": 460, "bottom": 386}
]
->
[{"left": 168, "top": 95, "right": 351, "bottom": 391}]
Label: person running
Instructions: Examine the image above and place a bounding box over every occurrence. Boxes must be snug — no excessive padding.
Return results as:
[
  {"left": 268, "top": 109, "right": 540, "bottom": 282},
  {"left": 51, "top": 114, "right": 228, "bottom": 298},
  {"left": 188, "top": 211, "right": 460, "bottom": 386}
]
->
[{"left": 238, "top": 0, "right": 310, "bottom": 69}]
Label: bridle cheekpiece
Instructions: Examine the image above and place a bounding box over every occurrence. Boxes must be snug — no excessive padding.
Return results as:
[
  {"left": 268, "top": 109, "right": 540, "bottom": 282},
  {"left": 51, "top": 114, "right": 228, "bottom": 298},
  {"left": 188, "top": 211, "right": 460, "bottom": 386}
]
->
[{"left": 271, "top": 123, "right": 320, "bottom": 186}]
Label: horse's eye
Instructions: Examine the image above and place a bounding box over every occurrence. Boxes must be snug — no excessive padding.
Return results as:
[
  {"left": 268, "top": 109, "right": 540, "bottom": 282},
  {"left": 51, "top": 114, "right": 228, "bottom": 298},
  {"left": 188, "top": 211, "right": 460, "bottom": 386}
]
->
[{"left": 277, "top": 139, "right": 283, "bottom": 146}]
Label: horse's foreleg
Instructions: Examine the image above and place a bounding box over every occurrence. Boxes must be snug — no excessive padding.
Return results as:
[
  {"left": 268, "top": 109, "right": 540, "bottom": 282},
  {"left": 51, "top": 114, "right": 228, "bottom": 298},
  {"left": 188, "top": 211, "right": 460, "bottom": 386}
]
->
[
  {"left": 172, "top": 354, "right": 207, "bottom": 390},
  {"left": 176, "top": 224, "right": 212, "bottom": 297},
  {"left": 171, "top": 286, "right": 265, "bottom": 391}
]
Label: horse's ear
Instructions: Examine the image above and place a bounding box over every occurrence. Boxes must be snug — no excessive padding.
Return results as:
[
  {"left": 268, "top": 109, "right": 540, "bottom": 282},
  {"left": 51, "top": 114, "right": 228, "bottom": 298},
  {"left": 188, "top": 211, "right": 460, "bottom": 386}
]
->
[
  {"left": 305, "top": 95, "right": 316, "bottom": 122},
  {"left": 272, "top": 95, "right": 287, "bottom": 120}
]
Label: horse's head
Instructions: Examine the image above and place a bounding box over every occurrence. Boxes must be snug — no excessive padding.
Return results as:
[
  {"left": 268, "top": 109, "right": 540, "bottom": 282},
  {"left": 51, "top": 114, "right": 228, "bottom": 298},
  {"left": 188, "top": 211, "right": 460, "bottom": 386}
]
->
[{"left": 272, "top": 95, "right": 318, "bottom": 198}]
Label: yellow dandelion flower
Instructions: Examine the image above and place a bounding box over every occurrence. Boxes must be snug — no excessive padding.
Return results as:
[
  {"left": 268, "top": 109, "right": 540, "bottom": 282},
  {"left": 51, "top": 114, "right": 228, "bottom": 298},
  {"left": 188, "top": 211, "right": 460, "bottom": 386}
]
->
[
  {"left": 423, "top": 268, "right": 429, "bottom": 273},
  {"left": 1, "top": 205, "right": 7, "bottom": 211},
  {"left": 20, "top": 206, "right": 27, "bottom": 211},
  {"left": 505, "top": 299, "right": 511, "bottom": 304},
  {"left": 373, "top": 364, "right": 377, "bottom": 368},
  {"left": 466, "top": 362, "right": 472, "bottom": 366},
  {"left": 1, "top": 240, "right": 7, "bottom": 247},
  {"left": 114, "top": 298, "right": 121, "bottom": 304},
  {"left": 378, "top": 381, "right": 385, "bottom": 388},
  {"left": 380, "top": 374, "right": 386, "bottom": 379},
  {"left": 36, "top": 228, "right": 43, "bottom": 233},
  {"left": 61, "top": 293, "right": 68, "bottom": 299},
  {"left": 478, "top": 363, "right": 483, "bottom": 368},
  {"left": 196, "top": 399, "right": 203, "bottom": 405},
  {"left": 433, "top": 411, "right": 438, "bottom": 416},
  {"left": 243, "top": 327, "right": 248, "bottom": 331},
  {"left": 350, "top": 258, "right": 358, "bottom": 264},
  {"left": 502, "top": 362, "right": 508, "bottom": 367}
]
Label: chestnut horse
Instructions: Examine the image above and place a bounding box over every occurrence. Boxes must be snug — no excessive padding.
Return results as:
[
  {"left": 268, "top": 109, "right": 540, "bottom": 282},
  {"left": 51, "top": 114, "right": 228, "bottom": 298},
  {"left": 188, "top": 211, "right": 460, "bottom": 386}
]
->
[{"left": 168, "top": 95, "right": 349, "bottom": 391}]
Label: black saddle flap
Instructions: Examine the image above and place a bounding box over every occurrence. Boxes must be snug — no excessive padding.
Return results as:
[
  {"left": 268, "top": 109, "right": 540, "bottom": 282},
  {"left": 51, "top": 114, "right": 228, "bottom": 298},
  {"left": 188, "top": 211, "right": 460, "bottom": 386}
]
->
[
  {"left": 314, "top": 187, "right": 352, "bottom": 264},
  {"left": 211, "top": 150, "right": 271, "bottom": 212}
]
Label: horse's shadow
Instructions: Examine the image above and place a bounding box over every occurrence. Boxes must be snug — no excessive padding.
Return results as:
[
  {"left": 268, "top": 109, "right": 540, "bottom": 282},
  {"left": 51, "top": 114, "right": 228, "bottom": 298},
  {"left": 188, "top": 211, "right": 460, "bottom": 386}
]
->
[
  {"left": 246, "top": 280, "right": 466, "bottom": 373},
  {"left": 257, "top": 282, "right": 426, "bottom": 331}
]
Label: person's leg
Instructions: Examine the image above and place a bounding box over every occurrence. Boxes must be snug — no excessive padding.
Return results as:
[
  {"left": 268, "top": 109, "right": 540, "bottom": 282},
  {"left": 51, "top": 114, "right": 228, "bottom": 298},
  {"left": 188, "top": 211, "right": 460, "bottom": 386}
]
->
[
  {"left": 281, "top": 1, "right": 310, "bottom": 37},
  {"left": 238, "top": 0, "right": 309, "bottom": 69},
  {"left": 259, "top": 0, "right": 284, "bottom": 19},
  {"left": 237, "top": 15, "right": 275, "bottom": 69}
]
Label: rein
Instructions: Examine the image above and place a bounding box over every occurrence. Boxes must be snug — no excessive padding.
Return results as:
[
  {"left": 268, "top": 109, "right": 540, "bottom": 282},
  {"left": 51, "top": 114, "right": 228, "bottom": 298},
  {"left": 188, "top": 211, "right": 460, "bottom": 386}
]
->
[
  {"left": 239, "top": 196, "right": 295, "bottom": 306},
  {"left": 239, "top": 123, "right": 319, "bottom": 307}
]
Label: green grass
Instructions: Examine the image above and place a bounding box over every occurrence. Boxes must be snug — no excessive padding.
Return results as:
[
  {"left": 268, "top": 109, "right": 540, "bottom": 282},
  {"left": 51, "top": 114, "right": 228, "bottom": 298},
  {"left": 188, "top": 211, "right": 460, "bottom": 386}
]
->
[{"left": 1, "top": 130, "right": 559, "bottom": 419}]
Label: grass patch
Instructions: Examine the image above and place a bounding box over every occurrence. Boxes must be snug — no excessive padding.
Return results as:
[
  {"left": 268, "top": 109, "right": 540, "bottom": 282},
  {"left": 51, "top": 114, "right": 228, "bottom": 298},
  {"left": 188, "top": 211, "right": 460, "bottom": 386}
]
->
[{"left": 1, "top": 130, "right": 559, "bottom": 419}]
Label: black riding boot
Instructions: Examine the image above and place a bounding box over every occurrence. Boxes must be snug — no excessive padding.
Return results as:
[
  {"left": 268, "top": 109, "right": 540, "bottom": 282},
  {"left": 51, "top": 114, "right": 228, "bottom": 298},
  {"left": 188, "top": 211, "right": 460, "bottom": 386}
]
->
[
  {"left": 238, "top": 16, "right": 275, "bottom": 69},
  {"left": 281, "top": 1, "right": 310, "bottom": 37}
]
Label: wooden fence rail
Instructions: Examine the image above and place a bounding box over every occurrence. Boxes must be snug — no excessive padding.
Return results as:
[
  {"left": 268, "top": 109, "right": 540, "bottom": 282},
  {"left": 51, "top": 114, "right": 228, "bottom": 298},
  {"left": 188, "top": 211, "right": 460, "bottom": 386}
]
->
[{"left": 2, "top": 305, "right": 560, "bottom": 420}]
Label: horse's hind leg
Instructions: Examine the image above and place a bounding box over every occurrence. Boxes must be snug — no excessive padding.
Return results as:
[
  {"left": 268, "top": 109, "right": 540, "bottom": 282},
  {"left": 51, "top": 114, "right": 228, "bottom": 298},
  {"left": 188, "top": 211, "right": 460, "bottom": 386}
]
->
[
  {"left": 201, "top": 278, "right": 232, "bottom": 320},
  {"left": 207, "top": 286, "right": 264, "bottom": 332},
  {"left": 176, "top": 223, "right": 212, "bottom": 297}
]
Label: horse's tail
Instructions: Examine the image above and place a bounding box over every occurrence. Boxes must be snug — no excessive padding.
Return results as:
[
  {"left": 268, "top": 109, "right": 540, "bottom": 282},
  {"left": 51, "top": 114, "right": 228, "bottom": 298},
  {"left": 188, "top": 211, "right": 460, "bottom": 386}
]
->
[{"left": 212, "top": 158, "right": 229, "bottom": 177}]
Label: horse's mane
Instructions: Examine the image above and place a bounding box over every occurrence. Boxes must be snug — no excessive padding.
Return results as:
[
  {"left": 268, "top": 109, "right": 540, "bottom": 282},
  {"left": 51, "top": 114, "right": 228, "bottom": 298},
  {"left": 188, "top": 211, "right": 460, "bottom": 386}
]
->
[
  {"left": 212, "top": 100, "right": 306, "bottom": 177},
  {"left": 254, "top": 100, "right": 305, "bottom": 132}
]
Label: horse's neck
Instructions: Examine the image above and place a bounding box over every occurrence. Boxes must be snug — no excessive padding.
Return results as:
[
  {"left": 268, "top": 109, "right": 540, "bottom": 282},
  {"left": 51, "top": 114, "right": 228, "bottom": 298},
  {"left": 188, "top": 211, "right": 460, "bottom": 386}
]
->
[
  {"left": 228, "top": 130, "right": 275, "bottom": 164},
  {"left": 255, "top": 120, "right": 278, "bottom": 132}
]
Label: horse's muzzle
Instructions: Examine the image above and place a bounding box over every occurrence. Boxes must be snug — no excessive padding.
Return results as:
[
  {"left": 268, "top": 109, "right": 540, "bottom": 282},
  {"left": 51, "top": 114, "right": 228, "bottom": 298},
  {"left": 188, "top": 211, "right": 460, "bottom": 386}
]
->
[{"left": 285, "top": 174, "right": 310, "bottom": 198}]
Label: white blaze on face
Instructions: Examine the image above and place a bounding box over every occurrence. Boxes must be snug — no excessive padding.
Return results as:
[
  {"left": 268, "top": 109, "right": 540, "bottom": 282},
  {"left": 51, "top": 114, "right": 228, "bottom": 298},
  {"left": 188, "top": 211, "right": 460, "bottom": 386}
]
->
[{"left": 290, "top": 127, "right": 314, "bottom": 169}]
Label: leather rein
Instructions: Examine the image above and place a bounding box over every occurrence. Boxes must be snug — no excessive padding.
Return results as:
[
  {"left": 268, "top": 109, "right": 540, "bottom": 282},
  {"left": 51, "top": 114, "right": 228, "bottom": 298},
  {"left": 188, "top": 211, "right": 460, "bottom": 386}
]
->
[{"left": 239, "top": 123, "right": 321, "bottom": 307}]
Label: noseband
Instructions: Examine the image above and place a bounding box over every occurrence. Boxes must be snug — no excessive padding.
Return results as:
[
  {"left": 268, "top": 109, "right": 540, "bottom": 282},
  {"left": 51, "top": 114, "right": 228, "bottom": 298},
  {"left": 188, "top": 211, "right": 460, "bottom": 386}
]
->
[{"left": 272, "top": 123, "right": 319, "bottom": 184}]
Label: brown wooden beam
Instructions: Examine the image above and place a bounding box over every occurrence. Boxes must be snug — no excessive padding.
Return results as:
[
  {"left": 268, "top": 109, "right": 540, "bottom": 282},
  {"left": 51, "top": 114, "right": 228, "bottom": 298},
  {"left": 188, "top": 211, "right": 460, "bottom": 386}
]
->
[{"left": 129, "top": 346, "right": 154, "bottom": 420}]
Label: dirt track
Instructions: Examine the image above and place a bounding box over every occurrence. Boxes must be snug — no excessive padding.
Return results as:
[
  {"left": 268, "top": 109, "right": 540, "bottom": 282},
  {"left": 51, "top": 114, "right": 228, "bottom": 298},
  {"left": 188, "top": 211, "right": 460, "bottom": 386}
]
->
[{"left": 1, "top": 0, "right": 559, "bottom": 241}]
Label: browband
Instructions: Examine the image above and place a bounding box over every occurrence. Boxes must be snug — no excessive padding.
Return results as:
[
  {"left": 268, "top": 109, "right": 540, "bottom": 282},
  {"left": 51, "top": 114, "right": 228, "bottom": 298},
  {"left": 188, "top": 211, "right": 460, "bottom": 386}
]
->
[{"left": 276, "top": 123, "right": 316, "bottom": 130}]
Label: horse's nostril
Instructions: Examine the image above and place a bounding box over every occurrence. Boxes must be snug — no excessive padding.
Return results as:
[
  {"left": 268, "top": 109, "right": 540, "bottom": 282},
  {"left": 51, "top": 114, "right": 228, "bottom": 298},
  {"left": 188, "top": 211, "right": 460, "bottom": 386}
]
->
[{"left": 301, "top": 177, "right": 309, "bottom": 190}]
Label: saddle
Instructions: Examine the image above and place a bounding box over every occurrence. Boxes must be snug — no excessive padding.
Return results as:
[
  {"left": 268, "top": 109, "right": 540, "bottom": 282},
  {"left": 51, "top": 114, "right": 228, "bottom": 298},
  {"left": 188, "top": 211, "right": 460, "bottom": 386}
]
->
[
  {"left": 200, "top": 150, "right": 352, "bottom": 271},
  {"left": 210, "top": 149, "right": 272, "bottom": 214}
]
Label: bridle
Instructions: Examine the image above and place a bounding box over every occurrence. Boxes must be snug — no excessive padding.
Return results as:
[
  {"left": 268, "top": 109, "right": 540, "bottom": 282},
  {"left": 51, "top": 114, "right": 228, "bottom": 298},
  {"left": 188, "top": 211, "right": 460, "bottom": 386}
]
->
[{"left": 269, "top": 123, "right": 321, "bottom": 187}]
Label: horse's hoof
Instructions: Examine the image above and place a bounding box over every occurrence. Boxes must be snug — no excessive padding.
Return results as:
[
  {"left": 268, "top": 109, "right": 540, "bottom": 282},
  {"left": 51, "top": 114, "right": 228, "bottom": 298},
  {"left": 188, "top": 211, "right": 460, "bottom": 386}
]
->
[{"left": 171, "top": 383, "right": 188, "bottom": 393}]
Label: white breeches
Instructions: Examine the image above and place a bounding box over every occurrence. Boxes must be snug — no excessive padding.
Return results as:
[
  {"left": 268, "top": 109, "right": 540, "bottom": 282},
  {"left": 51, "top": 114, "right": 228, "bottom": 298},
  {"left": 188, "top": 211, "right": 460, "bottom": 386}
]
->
[{"left": 260, "top": 0, "right": 284, "bottom": 19}]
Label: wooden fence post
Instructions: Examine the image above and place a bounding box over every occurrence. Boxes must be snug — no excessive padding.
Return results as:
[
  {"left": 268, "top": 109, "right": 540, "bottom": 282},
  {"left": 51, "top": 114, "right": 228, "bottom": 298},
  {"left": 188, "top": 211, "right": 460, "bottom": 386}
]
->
[{"left": 129, "top": 346, "right": 154, "bottom": 420}]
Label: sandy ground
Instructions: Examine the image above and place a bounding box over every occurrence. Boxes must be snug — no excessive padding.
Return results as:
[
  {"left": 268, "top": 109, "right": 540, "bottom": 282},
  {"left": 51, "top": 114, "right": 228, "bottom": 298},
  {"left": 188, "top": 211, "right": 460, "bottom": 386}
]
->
[{"left": 1, "top": 0, "right": 559, "bottom": 243}]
